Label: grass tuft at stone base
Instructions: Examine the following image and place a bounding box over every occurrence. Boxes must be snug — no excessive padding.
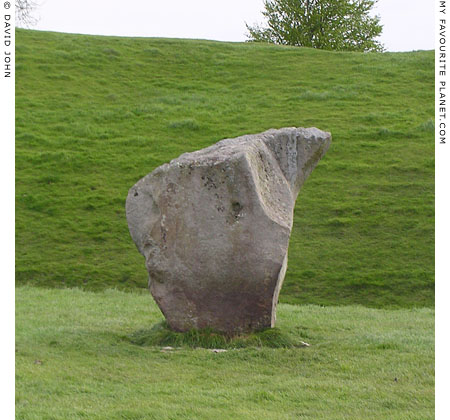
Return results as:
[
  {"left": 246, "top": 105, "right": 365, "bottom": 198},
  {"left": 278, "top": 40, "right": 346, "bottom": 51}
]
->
[{"left": 128, "top": 321, "right": 303, "bottom": 349}]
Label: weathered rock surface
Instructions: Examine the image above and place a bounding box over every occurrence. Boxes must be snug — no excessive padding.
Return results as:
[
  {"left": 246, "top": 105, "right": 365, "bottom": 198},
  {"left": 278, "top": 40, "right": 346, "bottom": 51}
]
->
[{"left": 126, "top": 127, "right": 331, "bottom": 333}]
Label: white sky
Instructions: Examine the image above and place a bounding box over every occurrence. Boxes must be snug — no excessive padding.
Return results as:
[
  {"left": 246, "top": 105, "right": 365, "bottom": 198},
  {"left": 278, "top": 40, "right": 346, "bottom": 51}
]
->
[{"left": 29, "top": 0, "right": 434, "bottom": 52}]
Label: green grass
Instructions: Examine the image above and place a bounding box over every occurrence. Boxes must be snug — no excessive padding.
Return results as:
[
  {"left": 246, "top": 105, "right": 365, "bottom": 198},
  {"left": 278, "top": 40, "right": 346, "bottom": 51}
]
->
[
  {"left": 16, "top": 287, "right": 434, "bottom": 420},
  {"left": 15, "top": 29, "right": 434, "bottom": 308},
  {"left": 128, "top": 321, "right": 303, "bottom": 349}
]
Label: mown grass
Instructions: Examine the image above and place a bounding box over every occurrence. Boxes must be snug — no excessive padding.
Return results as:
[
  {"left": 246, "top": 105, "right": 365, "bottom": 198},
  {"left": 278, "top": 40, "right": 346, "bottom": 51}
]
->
[
  {"left": 15, "top": 29, "right": 434, "bottom": 308},
  {"left": 16, "top": 287, "right": 434, "bottom": 420}
]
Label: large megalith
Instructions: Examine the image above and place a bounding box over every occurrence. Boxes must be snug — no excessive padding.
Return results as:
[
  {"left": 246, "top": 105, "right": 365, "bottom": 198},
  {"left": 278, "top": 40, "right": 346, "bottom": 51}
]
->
[{"left": 126, "top": 127, "right": 331, "bottom": 333}]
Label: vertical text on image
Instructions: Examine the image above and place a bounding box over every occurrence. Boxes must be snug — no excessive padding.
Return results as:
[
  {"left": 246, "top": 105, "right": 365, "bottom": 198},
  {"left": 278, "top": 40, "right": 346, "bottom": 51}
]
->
[
  {"left": 3, "top": 10, "right": 11, "bottom": 78},
  {"left": 439, "top": 1, "right": 447, "bottom": 144}
]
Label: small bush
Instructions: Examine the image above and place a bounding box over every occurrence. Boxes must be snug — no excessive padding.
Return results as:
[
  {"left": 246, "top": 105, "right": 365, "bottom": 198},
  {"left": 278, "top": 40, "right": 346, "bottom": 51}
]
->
[
  {"left": 168, "top": 118, "right": 200, "bottom": 130},
  {"left": 377, "top": 127, "right": 392, "bottom": 137},
  {"left": 418, "top": 118, "right": 434, "bottom": 132}
]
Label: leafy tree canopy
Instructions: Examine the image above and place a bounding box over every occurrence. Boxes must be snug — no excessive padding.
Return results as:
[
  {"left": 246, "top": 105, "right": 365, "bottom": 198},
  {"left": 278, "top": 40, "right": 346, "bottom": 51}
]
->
[{"left": 246, "top": 0, "right": 384, "bottom": 52}]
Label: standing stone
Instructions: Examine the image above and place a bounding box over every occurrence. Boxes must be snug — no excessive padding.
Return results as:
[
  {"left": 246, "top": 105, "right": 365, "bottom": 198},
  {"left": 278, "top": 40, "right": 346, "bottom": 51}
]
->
[{"left": 126, "top": 127, "right": 331, "bottom": 333}]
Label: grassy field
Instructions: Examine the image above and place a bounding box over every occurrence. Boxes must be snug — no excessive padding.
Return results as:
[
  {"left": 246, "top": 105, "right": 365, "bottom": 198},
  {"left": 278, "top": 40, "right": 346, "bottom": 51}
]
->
[
  {"left": 15, "top": 29, "right": 435, "bottom": 418},
  {"left": 15, "top": 287, "right": 434, "bottom": 420},
  {"left": 15, "top": 28, "right": 434, "bottom": 309}
]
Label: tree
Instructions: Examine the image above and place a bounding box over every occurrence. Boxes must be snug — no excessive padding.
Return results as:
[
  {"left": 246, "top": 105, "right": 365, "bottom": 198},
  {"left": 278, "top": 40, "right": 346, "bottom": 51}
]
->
[
  {"left": 246, "top": 0, "right": 384, "bottom": 52},
  {"left": 16, "top": 0, "right": 39, "bottom": 27}
]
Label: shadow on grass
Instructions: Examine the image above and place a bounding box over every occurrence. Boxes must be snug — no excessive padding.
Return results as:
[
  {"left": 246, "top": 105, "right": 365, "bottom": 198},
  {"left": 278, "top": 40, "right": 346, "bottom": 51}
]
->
[{"left": 127, "top": 321, "right": 305, "bottom": 349}]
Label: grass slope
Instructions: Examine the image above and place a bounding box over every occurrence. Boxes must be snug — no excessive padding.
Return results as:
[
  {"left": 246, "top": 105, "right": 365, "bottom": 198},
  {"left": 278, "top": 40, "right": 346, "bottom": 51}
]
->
[
  {"left": 15, "top": 29, "right": 434, "bottom": 308},
  {"left": 16, "top": 287, "right": 434, "bottom": 420}
]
